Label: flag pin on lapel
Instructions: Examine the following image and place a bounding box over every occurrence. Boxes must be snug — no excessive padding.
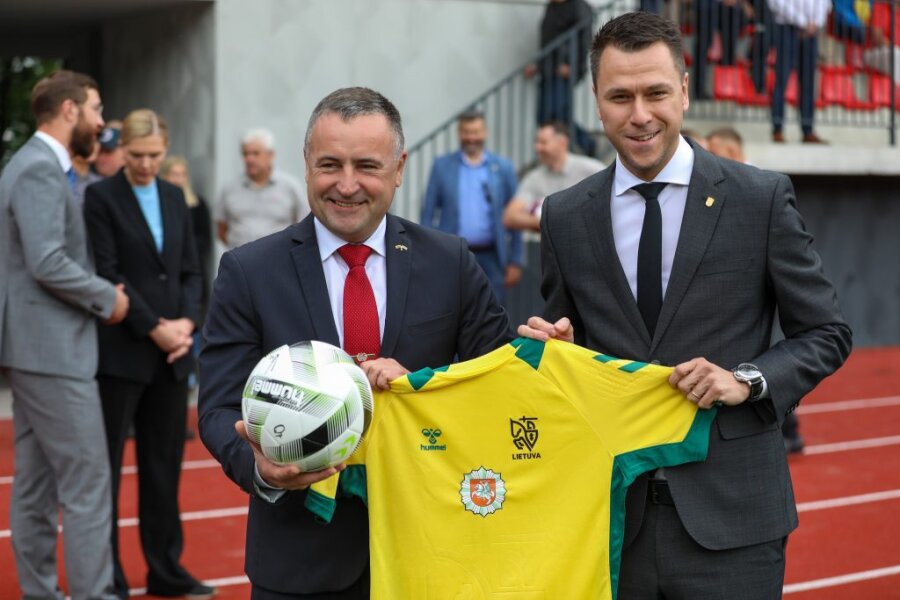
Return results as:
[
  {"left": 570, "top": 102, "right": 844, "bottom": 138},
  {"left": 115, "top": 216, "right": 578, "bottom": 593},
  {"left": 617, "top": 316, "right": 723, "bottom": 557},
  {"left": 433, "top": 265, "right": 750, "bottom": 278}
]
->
[
  {"left": 394, "top": 244, "right": 408, "bottom": 252},
  {"left": 705, "top": 197, "right": 715, "bottom": 207}
]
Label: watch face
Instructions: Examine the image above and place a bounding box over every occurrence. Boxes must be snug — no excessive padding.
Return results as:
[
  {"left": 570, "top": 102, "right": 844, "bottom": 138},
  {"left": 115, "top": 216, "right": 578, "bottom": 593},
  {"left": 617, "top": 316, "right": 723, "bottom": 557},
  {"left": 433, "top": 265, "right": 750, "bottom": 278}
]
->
[{"left": 735, "top": 364, "right": 761, "bottom": 380}]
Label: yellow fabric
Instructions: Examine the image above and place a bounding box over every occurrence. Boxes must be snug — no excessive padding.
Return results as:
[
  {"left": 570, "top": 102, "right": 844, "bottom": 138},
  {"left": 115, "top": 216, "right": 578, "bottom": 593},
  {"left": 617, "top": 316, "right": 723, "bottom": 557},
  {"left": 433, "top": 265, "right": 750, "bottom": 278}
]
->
[
  {"left": 855, "top": 0, "right": 871, "bottom": 24},
  {"left": 348, "top": 339, "right": 713, "bottom": 599}
]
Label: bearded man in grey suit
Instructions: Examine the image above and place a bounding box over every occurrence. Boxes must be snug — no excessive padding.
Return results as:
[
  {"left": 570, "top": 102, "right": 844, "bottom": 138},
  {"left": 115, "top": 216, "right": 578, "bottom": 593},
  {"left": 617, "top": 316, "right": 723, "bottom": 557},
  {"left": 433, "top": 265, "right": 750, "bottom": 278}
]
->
[
  {"left": 0, "top": 70, "right": 129, "bottom": 600},
  {"left": 521, "top": 12, "right": 851, "bottom": 599}
]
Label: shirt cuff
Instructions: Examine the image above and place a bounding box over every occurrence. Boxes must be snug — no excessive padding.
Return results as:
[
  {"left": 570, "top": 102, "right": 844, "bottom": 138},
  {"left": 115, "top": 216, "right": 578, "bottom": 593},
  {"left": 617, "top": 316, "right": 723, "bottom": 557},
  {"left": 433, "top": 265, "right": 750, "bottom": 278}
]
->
[{"left": 253, "top": 463, "right": 286, "bottom": 503}]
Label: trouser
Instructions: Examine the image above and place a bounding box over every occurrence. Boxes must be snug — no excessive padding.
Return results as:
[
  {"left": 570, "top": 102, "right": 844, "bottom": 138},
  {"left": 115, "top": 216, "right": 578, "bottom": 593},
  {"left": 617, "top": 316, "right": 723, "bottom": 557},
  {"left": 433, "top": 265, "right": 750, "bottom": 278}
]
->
[
  {"left": 537, "top": 75, "right": 597, "bottom": 156},
  {"left": 771, "top": 24, "right": 818, "bottom": 136},
  {"left": 618, "top": 481, "right": 786, "bottom": 599},
  {"left": 7, "top": 369, "right": 118, "bottom": 600},
  {"left": 98, "top": 354, "right": 194, "bottom": 598}
]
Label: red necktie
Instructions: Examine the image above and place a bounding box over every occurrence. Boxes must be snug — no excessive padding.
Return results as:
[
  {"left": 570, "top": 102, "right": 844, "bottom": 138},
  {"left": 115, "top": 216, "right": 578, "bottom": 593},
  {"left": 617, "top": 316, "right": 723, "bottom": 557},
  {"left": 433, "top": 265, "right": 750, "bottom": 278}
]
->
[{"left": 338, "top": 244, "right": 380, "bottom": 363}]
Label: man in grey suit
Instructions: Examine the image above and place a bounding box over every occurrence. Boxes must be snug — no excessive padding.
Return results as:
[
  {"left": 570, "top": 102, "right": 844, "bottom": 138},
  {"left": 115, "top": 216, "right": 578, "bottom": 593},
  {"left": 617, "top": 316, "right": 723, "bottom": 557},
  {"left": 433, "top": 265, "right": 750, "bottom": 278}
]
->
[
  {"left": 521, "top": 12, "right": 851, "bottom": 599},
  {"left": 0, "top": 70, "right": 129, "bottom": 599}
]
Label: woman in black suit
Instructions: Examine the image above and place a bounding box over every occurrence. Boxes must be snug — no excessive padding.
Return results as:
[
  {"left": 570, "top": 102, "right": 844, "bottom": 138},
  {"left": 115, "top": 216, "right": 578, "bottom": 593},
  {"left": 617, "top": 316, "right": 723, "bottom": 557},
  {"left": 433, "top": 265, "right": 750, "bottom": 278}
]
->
[{"left": 83, "top": 109, "right": 213, "bottom": 600}]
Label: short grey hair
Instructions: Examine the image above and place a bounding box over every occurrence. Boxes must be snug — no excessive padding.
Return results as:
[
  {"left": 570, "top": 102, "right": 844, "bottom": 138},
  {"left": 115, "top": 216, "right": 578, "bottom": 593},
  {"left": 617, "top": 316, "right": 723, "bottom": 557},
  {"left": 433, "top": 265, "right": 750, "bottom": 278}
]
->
[
  {"left": 241, "top": 128, "right": 275, "bottom": 151},
  {"left": 304, "top": 87, "right": 405, "bottom": 159}
]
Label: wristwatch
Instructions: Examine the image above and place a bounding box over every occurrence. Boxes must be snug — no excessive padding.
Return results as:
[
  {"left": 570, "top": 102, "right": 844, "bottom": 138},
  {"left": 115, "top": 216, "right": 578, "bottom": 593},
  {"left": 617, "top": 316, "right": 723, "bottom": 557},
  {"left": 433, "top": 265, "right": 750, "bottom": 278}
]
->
[{"left": 733, "top": 363, "right": 764, "bottom": 403}]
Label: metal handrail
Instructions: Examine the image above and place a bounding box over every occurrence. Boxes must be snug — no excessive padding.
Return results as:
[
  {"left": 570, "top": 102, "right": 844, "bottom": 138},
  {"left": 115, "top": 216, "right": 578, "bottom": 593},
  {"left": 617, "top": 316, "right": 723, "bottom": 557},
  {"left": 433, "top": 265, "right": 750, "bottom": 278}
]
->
[{"left": 396, "top": 0, "right": 899, "bottom": 221}]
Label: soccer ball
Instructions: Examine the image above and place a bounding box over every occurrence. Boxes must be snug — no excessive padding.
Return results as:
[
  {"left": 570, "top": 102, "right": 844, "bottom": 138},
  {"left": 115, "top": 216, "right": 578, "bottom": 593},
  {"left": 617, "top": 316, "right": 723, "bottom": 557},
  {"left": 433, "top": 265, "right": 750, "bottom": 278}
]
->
[{"left": 241, "top": 341, "right": 373, "bottom": 471}]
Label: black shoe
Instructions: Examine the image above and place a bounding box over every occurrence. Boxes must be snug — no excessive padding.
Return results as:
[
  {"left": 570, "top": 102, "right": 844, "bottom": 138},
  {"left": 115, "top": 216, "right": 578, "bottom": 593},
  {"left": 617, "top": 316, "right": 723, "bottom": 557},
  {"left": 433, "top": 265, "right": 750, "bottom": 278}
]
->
[
  {"left": 147, "top": 583, "right": 217, "bottom": 599},
  {"left": 784, "top": 435, "right": 805, "bottom": 454}
]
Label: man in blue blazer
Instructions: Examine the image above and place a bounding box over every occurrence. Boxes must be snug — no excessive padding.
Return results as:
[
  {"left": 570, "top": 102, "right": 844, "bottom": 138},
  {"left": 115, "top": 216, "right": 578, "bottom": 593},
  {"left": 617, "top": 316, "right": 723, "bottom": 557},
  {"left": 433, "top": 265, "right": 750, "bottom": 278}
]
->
[
  {"left": 420, "top": 110, "right": 523, "bottom": 305},
  {"left": 198, "top": 88, "right": 513, "bottom": 599}
]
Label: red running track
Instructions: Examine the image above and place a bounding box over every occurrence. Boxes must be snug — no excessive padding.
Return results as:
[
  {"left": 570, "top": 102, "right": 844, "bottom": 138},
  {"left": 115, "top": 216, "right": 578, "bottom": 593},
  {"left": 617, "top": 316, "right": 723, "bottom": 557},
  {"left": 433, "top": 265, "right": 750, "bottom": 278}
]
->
[{"left": 0, "top": 346, "right": 898, "bottom": 598}]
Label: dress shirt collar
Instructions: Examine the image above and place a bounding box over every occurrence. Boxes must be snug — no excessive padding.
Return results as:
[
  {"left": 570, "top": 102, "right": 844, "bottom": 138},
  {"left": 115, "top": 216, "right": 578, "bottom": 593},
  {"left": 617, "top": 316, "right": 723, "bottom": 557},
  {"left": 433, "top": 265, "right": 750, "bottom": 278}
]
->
[
  {"left": 34, "top": 131, "right": 72, "bottom": 174},
  {"left": 613, "top": 135, "right": 694, "bottom": 197},
  {"left": 314, "top": 216, "right": 387, "bottom": 262}
]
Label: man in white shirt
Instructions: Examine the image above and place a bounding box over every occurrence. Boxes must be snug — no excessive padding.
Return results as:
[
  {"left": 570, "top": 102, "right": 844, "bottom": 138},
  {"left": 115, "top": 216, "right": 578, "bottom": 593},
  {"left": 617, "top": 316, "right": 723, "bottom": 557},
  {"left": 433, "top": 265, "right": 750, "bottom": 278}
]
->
[
  {"left": 503, "top": 121, "right": 604, "bottom": 233},
  {"left": 215, "top": 128, "right": 309, "bottom": 248}
]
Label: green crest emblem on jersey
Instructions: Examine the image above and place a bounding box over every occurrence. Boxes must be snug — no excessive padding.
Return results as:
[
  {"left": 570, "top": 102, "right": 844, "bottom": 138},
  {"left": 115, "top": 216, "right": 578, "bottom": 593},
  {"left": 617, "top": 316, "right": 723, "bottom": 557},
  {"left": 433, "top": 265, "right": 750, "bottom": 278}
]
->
[{"left": 460, "top": 467, "right": 506, "bottom": 517}]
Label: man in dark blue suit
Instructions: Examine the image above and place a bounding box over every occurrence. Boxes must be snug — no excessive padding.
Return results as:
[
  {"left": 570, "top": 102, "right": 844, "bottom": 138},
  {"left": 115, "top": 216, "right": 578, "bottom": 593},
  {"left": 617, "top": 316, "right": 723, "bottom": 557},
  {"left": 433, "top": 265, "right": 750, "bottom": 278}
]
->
[{"left": 198, "top": 87, "right": 513, "bottom": 599}]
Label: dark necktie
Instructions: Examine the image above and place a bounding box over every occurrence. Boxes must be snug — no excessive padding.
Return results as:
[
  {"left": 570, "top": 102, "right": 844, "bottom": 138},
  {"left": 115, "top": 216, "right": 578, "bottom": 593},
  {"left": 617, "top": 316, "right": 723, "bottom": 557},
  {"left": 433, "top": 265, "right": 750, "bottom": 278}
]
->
[
  {"left": 338, "top": 244, "right": 381, "bottom": 364},
  {"left": 633, "top": 182, "right": 668, "bottom": 337}
]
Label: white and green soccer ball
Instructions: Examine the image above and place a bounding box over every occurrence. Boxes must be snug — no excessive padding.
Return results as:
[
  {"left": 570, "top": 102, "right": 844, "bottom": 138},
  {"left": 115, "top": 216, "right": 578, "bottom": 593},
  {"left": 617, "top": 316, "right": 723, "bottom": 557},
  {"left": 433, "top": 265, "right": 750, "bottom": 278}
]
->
[{"left": 241, "top": 340, "right": 373, "bottom": 471}]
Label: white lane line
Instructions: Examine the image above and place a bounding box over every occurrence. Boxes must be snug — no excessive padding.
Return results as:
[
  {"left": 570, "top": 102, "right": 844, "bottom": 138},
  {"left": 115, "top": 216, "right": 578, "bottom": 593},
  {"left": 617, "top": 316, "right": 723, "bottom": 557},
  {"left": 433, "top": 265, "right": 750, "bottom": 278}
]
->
[
  {"left": 804, "top": 435, "right": 900, "bottom": 455},
  {"left": 129, "top": 575, "right": 251, "bottom": 596},
  {"left": 798, "top": 396, "right": 900, "bottom": 414},
  {"left": 0, "top": 458, "right": 220, "bottom": 486},
  {"left": 784, "top": 564, "right": 900, "bottom": 594},
  {"left": 0, "top": 506, "right": 248, "bottom": 539},
  {"left": 797, "top": 489, "right": 900, "bottom": 512}
]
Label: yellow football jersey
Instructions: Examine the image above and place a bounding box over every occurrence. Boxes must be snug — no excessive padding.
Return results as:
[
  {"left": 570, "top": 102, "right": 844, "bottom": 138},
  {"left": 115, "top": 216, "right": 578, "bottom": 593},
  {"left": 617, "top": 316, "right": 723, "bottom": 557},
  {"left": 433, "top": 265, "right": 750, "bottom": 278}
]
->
[{"left": 329, "top": 338, "right": 715, "bottom": 599}]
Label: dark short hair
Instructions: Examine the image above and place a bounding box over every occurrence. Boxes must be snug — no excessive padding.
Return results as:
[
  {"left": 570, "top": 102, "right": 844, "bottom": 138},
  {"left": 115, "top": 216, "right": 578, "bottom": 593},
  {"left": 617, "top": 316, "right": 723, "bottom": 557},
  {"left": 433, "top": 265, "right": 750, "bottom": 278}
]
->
[
  {"left": 457, "top": 108, "right": 485, "bottom": 125},
  {"left": 707, "top": 126, "right": 743, "bottom": 147},
  {"left": 304, "top": 87, "right": 405, "bottom": 158},
  {"left": 538, "top": 120, "right": 571, "bottom": 138},
  {"left": 590, "top": 11, "right": 685, "bottom": 85},
  {"left": 31, "top": 69, "right": 98, "bottom": 125}
]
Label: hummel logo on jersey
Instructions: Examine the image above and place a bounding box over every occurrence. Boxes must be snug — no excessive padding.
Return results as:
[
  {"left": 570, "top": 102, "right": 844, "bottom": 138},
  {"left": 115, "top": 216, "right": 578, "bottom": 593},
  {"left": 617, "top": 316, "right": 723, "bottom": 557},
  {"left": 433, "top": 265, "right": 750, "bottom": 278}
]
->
[
  {"left": 510, "top": 416, "right": 541, "bottom": 460},
  {"left": 420, "top": 428, "right": 446, "bottom": 451}
]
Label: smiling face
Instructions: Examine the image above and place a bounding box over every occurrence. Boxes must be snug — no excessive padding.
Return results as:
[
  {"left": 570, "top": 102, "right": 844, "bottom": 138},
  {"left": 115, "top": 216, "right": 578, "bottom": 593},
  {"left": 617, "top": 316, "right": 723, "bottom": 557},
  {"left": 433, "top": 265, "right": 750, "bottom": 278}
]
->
[
  {"left": 123, "top": 134, "right": 167, "bottom": 186},
  {"left": 304, "top": 112, "right": 406, "bottom": 243},
  {"left": 594, "top": 41, "right": 688, "bottom": 181}
]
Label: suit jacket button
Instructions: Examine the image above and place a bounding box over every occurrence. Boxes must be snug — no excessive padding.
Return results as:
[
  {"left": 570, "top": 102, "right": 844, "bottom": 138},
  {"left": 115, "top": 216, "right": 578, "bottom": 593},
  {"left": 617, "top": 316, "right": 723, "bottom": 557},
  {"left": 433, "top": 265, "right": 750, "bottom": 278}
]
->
[{"left": 158, "top": 273, "right": 168, "bottom": 282}]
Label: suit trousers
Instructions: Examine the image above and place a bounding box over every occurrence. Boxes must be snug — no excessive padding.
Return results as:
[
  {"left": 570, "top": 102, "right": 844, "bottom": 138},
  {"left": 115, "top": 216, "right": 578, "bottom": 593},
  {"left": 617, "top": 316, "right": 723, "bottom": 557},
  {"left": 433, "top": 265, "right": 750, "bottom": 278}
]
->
[
  {"left": 98, "top": 354, "right": 193, "bottom": 597},
  {"left": 7, "top": 369, "right": 118, "bottom": 600},
  {"left": 618, "top": 500, "right": 786, "bottom": 599},
  {"left": 472, "top": 249, "right": 506, "bottom": 307}
]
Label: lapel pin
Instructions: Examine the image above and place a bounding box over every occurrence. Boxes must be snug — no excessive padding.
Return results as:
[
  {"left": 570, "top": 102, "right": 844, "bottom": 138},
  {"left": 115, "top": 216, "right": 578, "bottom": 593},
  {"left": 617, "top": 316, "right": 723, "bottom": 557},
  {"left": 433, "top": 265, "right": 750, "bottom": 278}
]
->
[
  {"left": 394, "top": 244, "right": 408, "bottom": 252},
  {"left": 705, "top": 197, "right": 715, "bottom": 207}
]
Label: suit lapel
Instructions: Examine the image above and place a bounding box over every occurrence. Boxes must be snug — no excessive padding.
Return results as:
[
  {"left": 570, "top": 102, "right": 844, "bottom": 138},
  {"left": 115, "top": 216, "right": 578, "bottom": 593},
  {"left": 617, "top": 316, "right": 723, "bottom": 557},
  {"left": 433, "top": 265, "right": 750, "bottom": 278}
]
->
[
  {"left": 651, "top": 149, "right": 725, "bottom": 352},
  {"left": 589, "top": 166, "right": 652, "bottom": 344},
  {"left": 115, "top": 173, "right": 164, "bottom": 267},
  {"left": 289, "top": 217, "right": 341, "bottom": 347},
  {"left": 159, "top": 182, "right": 179, "bottom": 269},
  {"left": 381, "top": 215, "right": 410, "bottom": 359}
]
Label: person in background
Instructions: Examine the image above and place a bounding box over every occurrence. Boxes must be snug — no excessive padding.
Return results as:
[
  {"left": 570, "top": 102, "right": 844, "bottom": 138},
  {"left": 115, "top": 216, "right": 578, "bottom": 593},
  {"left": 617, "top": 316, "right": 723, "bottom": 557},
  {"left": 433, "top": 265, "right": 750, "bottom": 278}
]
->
[
  {"left": 768, "top": 0, "right": 830, "bottom": 143},
  {"left": 680, "top": 128, "right": 709, "bottom": 149},
  {"left": 503, "top": 121, "right": 604, "bottom": 233},
  {"left": 198, "top": 86, "right": 513, "bottom": 599},
  {"left": 93, "top": 120, "right": 125, "bottom": 177},
  {"left": 706, "top": 126, "right": 748, "bottom": 163},
  {"left": 71, "top": 141, "right": 103, "bottom": 207},
  {"left": 215, "top": 128, "right": 308, "bottom": 249},
  {"left": 0, "top": 69, "right": 127, "bottom": 600},
  {"left": 525, "top": 0, "right": 598, "bottom": 156},
  {"left": 520, "top": 12, "right": 851, "bottom": 597},
  {"left": 83, "top": 109, "right": 212, "bottom": 600},
  {"left": 421, "top": 110, "right": 523, "bottom": 305},
  {"left": 161, "top": 156, "right": 213, "bottom": 320}
]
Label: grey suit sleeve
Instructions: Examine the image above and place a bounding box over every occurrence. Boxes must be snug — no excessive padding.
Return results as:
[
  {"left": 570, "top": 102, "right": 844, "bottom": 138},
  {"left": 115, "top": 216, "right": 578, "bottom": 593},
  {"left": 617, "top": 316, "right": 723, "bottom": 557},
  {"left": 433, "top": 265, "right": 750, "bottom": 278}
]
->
[
  {"left": 753, "top": 174, "right": 852, "bottom": 418},
  {"left": 11, "top": 160, "right": 116, "bottom": 318}
]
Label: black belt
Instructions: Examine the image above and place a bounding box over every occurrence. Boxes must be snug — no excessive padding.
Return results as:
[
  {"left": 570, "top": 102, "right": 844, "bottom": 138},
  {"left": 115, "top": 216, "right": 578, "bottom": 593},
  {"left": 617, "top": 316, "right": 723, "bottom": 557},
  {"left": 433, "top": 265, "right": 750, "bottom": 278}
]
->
[
  {"left": 648, "top": 479, "right": 675, "bottom": 506},
  {"left": 468, "top": 243, "right": 495, "bottom": 253}
]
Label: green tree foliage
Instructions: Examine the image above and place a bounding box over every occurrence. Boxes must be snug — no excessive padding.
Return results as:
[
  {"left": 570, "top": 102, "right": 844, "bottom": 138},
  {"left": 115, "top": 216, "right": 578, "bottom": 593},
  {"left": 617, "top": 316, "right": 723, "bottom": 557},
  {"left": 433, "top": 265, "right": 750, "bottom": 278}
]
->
[{"left": 1, "top": 57, "right": 64, "bottom": 168}]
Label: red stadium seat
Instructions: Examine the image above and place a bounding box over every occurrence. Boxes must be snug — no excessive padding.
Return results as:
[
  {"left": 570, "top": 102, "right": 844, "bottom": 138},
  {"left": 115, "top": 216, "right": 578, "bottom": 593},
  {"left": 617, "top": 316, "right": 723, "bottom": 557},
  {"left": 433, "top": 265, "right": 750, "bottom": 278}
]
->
[
  {"left": 713, "top": 65, "right": 742, "bottom": 101},
  {"left": 868, "top": 73, "right": 900, "bottom": 110},
  {"left": 819, "top": 66, "right": 873, "bottom": 110}
]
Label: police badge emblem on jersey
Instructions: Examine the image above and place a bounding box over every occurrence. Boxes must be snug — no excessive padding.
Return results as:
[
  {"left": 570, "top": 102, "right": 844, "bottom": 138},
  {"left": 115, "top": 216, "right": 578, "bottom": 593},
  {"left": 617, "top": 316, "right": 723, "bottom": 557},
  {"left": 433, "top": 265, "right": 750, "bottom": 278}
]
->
[{"left": 460, "top": 467, "right": 506, "bottom": 517}]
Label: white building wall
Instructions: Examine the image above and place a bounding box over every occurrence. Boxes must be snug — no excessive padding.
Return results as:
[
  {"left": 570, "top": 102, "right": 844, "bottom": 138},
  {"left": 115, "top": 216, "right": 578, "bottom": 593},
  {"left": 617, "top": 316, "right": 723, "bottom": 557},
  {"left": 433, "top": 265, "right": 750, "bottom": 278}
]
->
[{"left": 214, "top": 0, "right": 545, "bottom": 208}]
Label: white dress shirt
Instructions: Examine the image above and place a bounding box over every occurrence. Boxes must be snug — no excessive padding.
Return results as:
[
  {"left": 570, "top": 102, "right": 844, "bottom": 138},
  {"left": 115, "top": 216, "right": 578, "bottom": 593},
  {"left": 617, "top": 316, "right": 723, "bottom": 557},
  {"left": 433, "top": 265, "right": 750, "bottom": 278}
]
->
[
  {"left": 313, "top": 217, "right": 388, "bottom": 348},
  {"left": 611, "top": 135, "right": 694, "bottom": 303},
  {"left": 34, "top": 131, "right": 72, "bottom": 173}
]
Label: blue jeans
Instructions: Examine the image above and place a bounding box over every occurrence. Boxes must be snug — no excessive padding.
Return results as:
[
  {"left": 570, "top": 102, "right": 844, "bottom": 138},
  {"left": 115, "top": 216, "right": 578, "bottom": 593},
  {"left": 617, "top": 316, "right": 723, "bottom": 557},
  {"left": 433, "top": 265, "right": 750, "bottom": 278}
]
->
[
  {"left": 771, "top": 24, "right": 817, "bottom": 136},
  {"left": 472, "top": 249, "right": 506, "bottom": 306}
]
